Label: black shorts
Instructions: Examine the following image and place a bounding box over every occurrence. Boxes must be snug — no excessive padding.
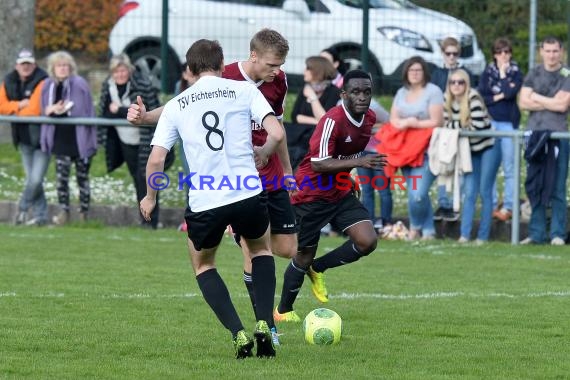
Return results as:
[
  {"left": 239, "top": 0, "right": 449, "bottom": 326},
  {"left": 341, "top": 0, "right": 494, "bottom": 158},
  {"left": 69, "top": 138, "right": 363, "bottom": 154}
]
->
[
  {"left": 267, "top": 189, "right": 297, "bottom": 234},
  {"left": 185, "top": 192, "right": 269, "bottom": 251},
  {"left": 294, "top": 194, "right": 371, "bottom": 248}
]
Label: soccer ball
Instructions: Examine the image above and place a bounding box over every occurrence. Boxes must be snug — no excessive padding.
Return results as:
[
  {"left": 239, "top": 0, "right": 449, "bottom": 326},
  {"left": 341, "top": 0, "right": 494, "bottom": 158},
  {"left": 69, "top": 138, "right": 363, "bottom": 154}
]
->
[{"left": 303, "top": 308, "right": 342, "bottom": 345}]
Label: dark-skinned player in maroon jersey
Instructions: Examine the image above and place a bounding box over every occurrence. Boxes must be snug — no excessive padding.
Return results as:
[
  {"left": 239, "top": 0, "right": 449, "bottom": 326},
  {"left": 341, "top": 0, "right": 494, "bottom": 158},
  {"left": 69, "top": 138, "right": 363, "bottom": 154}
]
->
[{"left": 274, "top": 70, "right": 386, "bottom": 322}]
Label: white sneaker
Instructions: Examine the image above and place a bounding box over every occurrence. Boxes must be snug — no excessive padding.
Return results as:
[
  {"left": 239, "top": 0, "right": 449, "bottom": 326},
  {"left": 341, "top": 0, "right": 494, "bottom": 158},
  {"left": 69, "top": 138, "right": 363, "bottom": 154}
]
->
[
  {"left": 551, "top": 237, "right": 565, "bottom": 246},
  {"left": 15, "top": 211, "right": 27, "bottom": 225},
  {"left": 373, "top": 219, "right": 383, "bottom": 230},
  {"left": 458, "top": 236, "right": 469, "bottom": 243},
  {"left": 52, "top": 210, "right": 69, "bottom": 225},
  {"left": 520, "top": 237, "right": 534, "bottom": 245}
]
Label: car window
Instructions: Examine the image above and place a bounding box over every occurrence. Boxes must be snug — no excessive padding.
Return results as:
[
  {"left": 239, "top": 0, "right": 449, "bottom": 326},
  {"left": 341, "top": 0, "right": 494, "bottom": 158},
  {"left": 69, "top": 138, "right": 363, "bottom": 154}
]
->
[
  {"left": 335, "top": 0, "right": 416, "bottom": 9},
  {"left": 212, "top": 0, "right": 285, "bottom": 7},
  {"left": 306, "top": 0, "right": 330, "bottom": 13}
]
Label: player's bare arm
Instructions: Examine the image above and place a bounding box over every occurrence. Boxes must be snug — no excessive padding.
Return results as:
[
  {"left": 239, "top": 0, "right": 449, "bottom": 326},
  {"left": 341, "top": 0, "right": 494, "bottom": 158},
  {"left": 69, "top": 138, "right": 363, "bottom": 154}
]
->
[
  {"left": 127, "top": 95, "right": 164, "bottom": 125},
  {"left": 140, "top": 145, "right": 168, "bottom": 221},
  {"left": 255, "top": 114, "right": 285, "bottom": 165},
  {"left": 275, "top": 120, "right": 294, "bottom": 179},
  {"left": 311, "top": 153, "right": 386, "bottom": 173}
]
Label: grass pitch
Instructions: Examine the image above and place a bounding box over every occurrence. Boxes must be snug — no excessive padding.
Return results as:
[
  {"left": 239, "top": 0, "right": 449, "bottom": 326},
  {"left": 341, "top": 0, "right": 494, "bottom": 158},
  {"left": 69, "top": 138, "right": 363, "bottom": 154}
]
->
[{"left": 1, "top": 224, "right": 569, "bottom": 379}]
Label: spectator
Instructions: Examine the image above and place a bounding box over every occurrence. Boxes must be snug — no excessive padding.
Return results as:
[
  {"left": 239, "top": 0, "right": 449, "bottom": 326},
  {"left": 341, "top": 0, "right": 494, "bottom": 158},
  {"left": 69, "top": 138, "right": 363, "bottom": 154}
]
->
[
  {"left": 174, "top": 62, "right": 191, "bottom": 96},
  {"left": 0, "top": 49, "right": 49, "bottom": 226},
  {"left": 444, "top": 69, "right": 500, "bottom": 243},
  {"left": 382, "top": 56, "right": 444, "bottom": 240},
  {"left": 431, "top": 37, "right": 476, "bottom": 92},
  {"left": 356, "top": 102, "right": 393, "bottom": 234},
  {"left": 431, "top": 37, "right": 475, "bottom": 222},
  {"left": 288, "top": 56, "right": 341, "bottom": 170},
  {"left": 175, "top": 63, "right": 192, "bottom": 176},
  {"left": 291, "top": 56, "right": 341, "bottom": 126},
  {"left": 320, "top": 47, "right": 347, "bottom": 88},
  {"left": 99, "top": 53, "right": 164, "bottom": 229},
  {"left": 40, "top": 50, "right": 96, "bottom": 225},
  {"left": 174, "top": 63, "right": 192, "bottom": 231},
  {"left": 478, "top": 37, "right": 523, "bottom": 222},
  {"left": 519, "top": 36, "right": 570, "bottom": 246}
]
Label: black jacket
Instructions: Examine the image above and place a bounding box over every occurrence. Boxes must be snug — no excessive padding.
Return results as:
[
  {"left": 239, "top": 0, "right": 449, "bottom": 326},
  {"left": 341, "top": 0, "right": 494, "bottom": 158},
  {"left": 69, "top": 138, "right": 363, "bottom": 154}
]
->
[
  {"left": 3, "top": 67, "right": 48, "bottom": 147},
  {"left": 98, "top": 71, "right": 174, "bottom": 174},
  {"left": 524, "top": 130, "right": 558, "bottom": 207}
]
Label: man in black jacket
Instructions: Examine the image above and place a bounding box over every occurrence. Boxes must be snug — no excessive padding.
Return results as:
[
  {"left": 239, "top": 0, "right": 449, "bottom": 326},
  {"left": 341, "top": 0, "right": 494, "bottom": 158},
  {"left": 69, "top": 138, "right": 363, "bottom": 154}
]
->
[{"left": 0, "top": 49, "right": 49, "bottom": 226}]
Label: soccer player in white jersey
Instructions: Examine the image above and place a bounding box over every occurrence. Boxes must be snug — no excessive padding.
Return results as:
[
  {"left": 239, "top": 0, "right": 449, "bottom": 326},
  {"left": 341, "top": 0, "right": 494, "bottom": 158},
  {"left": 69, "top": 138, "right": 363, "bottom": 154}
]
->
[
  {"left": 139, "top": 39, "right": 284, "bottom": 359},
  {"left": 128, "top": 29, "right": 296, "bottom": 345}
]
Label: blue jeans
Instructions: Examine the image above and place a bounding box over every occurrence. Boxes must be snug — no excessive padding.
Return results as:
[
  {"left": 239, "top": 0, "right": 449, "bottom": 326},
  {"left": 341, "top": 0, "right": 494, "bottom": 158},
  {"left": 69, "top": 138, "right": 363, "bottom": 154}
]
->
[
  {"left": 19, "top": 143, "right": 50, "bottom": 221},
  {"left": 356, "top": 151, "right": 393, "bottom": 224},
  {"left": 437, "top": 184, "right": 452, "bottom": 209},
  {"left": 460, "top": 144, "right": 500, "bottom": 241},
  {"left": 528, "top": 140, "right": 569, "bottom": 242},
  {"left": 491, "top": 121, "right": 515, "bottom": 210},
  {"left": 401, "top": 155, "right": 436, "bottom": 237}
]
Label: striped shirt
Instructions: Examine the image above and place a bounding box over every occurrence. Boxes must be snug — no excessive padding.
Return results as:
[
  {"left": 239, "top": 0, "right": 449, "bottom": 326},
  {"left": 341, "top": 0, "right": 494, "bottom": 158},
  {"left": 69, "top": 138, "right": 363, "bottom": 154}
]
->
[{"left": 444, "top": 88, "right": 494, "bottom": 152}]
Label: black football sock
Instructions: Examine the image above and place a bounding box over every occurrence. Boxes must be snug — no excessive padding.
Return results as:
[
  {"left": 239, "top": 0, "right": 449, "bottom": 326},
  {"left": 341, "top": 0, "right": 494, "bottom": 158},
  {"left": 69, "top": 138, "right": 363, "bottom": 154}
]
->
[
  {"left": 312, "top": 240, "right": 364, "bottom": 273},
  {"left": 251, "top": 255, "right": 276, "bottom": 326},
  {"left": 278, "top": 259, "right": 307, "bottom": 313},
  {"left": 243, "top": 271, "right": 258, "bottom": 320},
  {"left": 196, "top": 268, "right": 243, "bottom": 337}
]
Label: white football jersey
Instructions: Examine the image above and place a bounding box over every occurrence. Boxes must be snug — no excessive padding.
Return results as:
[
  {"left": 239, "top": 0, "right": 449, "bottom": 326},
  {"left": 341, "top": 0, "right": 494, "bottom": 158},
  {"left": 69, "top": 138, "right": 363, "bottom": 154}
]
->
[{"left": 151, "top": 75, "right": 274, "bottom": 212}]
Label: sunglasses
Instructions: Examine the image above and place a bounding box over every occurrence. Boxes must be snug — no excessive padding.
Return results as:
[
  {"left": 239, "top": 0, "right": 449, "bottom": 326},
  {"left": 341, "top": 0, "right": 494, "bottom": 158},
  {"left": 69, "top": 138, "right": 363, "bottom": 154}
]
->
[
  {"left": 449, "top": 79, "right": 466, "bottom": 86},
  {"left": 444, "top": 51, "right": 459, "bottom": 57},
  {"left": 494, "top": 49, "right": 512, "bottom": 55}
]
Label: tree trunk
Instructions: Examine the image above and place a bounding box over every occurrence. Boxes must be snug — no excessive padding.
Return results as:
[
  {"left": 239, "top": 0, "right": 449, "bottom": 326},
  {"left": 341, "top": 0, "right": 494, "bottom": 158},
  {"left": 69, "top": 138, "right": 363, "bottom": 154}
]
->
[
  {"left": 0, "top": 0, "right": 36, "bottom": 76},
  {"left": 0, "top": 0, "right": 35, "bottom": 142}
]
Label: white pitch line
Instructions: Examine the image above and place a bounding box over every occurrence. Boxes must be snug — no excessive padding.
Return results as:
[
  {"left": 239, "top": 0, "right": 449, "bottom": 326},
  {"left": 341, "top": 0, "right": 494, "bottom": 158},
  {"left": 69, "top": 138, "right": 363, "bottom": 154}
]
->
[{"left": 1, "top": 291, "right": 570, "bottom": 299}]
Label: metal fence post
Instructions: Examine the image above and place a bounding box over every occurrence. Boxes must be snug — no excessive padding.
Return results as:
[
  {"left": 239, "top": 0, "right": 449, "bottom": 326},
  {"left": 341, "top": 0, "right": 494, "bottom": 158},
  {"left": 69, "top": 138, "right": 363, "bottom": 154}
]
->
[
  {"left": 161, "top": 0, "right": 170, "bottom": 94},
  {"left": 511, "top": 132, "right": 522, "bottom": 245}
]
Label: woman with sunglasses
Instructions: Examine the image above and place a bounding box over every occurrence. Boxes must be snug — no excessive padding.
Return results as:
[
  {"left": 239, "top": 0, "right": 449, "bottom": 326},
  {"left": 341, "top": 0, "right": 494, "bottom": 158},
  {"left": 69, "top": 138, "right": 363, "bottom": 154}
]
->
[
  {"left": 430, "top": 36, "right": 476, "bottom": 222},
  {"left": 431, "top": 37, "right": 476, "bottom": 93},
  {"left": 478, "top": 37, "right": 523, "bottom": 223},
  {"left": 444, "top": 69, "right": 500, "bottom": 243}
]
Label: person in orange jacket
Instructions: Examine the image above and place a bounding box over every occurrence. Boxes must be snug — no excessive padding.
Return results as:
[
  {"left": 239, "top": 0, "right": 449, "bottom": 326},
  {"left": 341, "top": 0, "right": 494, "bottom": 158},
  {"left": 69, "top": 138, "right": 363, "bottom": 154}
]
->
[{"left": 0, "top": 49, "right": 49, "bottom": 225}]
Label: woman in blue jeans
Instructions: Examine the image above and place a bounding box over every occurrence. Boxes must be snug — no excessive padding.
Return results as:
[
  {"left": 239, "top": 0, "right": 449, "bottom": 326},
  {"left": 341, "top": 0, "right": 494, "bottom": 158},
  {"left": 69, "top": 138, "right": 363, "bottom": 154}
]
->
[
  {"left": 477, "top": 37, "right": 523, "bottom": 221},
  {"left": 444, "top": 69, "right": 500, "bottom": 243},
  {"left": 357, "top": 102, "right": 392, "bottom": 232},
  {"left": 358, "top": 151, "right": 393, "bottom": 231},
  {"left": 390, "top": 56, "right": 443, "bottom": 240}
]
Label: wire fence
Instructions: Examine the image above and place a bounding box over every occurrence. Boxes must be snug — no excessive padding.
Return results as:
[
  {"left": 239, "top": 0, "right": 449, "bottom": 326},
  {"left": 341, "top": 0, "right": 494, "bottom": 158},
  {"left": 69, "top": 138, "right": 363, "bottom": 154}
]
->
[
  {"left": 106, "top": 0, "right": 568, "bottom": 94},
  {"left": 2, "top": 114, "right": 569, "bottom": 244}
]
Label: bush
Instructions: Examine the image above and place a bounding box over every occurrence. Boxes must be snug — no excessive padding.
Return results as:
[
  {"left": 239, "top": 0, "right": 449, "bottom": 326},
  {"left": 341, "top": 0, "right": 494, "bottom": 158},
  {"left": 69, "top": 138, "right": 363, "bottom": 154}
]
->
[
  {"left": 35, "top": 0, "right": 123, "bottom": 58},
  {"left": 514, "top": 23, "right": 569, "bottom": 71}
]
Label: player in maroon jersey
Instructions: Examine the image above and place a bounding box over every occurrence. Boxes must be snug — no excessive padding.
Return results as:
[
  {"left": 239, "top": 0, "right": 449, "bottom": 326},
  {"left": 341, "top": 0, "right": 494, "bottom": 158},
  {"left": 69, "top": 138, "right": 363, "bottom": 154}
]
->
[{"left": 274, "top": 70, "right": 386, "bottom": 322}]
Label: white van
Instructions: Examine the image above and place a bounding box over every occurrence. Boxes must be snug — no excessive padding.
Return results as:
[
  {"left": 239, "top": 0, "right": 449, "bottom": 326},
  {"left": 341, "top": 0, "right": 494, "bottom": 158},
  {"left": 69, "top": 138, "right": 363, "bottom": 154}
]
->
[{"left": 109, "top": 0, "right": 485, "bottom": 93}]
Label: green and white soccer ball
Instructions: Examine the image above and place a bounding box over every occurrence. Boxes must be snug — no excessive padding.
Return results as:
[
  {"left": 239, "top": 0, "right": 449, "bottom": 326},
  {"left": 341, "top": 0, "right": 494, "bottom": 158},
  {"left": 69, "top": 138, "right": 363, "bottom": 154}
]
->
[{"left": 303, "top": 308, "right": 342, "bottom": 345}]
